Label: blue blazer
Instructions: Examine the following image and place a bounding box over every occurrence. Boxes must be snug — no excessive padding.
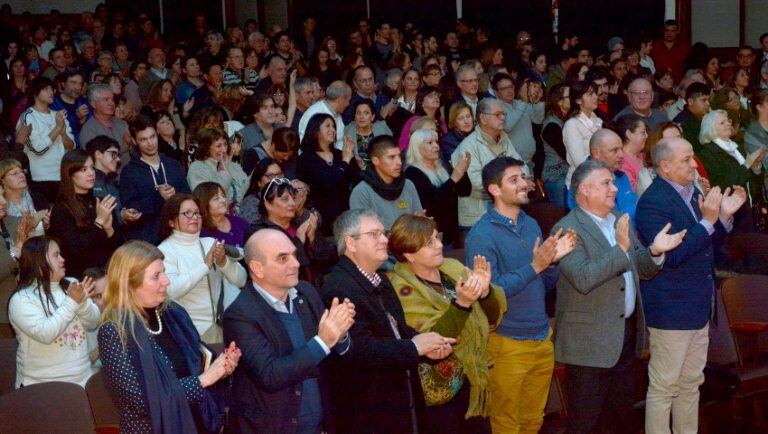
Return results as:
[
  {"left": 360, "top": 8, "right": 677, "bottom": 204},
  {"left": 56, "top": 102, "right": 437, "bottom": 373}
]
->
[
  {"left": 224, "top": 281, "right": 340, "bottom": 434},
  {"left": 635, "top": 177, "right": 727, "bottom": 330}
]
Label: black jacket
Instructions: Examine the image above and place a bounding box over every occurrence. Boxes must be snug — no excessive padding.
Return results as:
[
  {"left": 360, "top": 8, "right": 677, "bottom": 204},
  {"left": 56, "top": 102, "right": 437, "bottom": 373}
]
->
[
  {"left": 404, "top": 165, "right": 471, "bottom": 246},
  {"left": 320, "top": 256, "right": 422, "bottom": 434},
  {"left": 297, "top": 149, "right": 359, "bottom": 236},
  {"left": 224, "top": 281, "right": 338, "bottom": 434}
]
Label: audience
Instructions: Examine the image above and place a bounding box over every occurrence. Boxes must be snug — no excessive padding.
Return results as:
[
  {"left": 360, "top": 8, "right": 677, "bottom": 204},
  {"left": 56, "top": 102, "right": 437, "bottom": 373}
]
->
[{"left": 1, "top": 7, "right": 766, "bottom": 434}]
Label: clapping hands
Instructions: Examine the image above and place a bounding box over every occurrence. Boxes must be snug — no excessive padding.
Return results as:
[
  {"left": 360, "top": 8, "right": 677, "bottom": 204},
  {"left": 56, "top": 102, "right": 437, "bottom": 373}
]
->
[
  {"left": 318, "top": 297, "right": 356, "bottom": 348},
  {"left": 650, "top": 222, "right": 687, "bottom": 255}
]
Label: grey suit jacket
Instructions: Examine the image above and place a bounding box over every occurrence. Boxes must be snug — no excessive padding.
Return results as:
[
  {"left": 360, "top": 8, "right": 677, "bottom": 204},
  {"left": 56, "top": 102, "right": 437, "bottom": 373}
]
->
[{"left": 551, "top": 207, "right": 662, "bottom": 368}]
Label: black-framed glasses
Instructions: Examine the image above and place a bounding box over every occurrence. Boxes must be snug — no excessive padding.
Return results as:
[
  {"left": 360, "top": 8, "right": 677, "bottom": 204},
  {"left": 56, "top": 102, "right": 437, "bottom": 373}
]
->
[
  {"left": 179, "top": 210, "right": 202, "bottom": 219},
  {"left": 350, "top": 229, "right": 390, "bottom": 240},
  {"left": 105, "top": 150, "right": 120, "bottom": 160},
  {"left": 262, "top": 177, "right": 292, "bottom": 201}
]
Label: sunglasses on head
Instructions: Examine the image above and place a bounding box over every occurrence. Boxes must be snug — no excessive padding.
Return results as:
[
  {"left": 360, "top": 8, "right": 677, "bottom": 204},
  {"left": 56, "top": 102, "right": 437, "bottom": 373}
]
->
[{"left": 262, "top": 177, "right": 293, "bottom": 201}]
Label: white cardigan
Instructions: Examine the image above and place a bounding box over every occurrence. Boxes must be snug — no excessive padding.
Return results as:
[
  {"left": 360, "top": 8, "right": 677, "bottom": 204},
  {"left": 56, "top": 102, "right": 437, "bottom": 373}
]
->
[
  {"left": 158, "top": 230, "right": 247, "bottom": 337},
  {"left": 563, "top": 112, "right": 603, "bottom": 187},
  {"left": 9, "top": 281, "right": 100, "bottom": 388}
]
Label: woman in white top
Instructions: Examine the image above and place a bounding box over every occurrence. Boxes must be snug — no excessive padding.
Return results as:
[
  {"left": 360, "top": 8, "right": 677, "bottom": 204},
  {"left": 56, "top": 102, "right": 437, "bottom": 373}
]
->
[
  {"left": 8, "top": 235, "right": 100, "bottom": 388},
  {"left": 187, "top": 127, "right": 250, "bottom": 209},
  {"left": 563, "top": 81, "right": 602, "bottom": 187},
  {"left": 157, "top": 194, "right": 247, "bottom": 344}
]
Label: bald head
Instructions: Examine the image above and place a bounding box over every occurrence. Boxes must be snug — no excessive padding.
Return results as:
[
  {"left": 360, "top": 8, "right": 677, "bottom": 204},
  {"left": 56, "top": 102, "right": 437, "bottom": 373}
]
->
[
  {"left": 245, "top": 228, "right": 301, "bottom": 292},
  {"left": 589, "top": 129, "right": 624, "bottom": 171}
]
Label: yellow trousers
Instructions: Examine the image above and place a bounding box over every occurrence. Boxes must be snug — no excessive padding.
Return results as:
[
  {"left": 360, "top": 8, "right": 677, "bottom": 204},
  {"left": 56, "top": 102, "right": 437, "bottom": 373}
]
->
[{"left": 487, "top": 331, "right": 554, "bottom": 434}]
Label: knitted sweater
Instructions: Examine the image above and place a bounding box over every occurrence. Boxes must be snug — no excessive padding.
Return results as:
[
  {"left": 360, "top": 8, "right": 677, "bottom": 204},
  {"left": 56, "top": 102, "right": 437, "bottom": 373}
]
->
[
  {"left": 9, "top": 282, "right": 100, "bottom": 387},
  {"left": 158, "top": 230, "right": 247, "bottom": 338}
]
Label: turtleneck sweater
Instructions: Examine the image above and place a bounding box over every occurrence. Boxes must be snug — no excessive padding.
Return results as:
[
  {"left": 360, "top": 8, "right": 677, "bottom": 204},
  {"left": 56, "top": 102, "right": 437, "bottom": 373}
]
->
[
  {"left": 157, "top": 230, "right": 247, "bottom": 339},
  {"left": 9, "top": 280, "right": 100, "bottom": 387}
]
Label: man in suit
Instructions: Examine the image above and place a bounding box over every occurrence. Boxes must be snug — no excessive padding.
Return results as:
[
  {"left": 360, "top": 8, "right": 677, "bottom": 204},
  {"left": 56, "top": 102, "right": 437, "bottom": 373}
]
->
[
  {"left": 224, "top": 228, "right": 355, "bottom": 433},
  {"left": 321, "top": 209, "right": 455, "bottom": 434},
  {"left": 636, "top": 137, "right": 746, "bottom": 433},
  {"left": 553, "top": 160, "right": 685, "bottom": 433}
]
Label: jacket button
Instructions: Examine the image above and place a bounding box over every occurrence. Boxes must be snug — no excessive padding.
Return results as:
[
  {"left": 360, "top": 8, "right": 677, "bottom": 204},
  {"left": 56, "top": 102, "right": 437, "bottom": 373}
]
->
[
  {"left": 295, "top": 389, "right": 301, "bottom": 396},
  {"left": 620, "top": 313, "right": 625, "bottom": 318},
  {"left": 620, "top": 287, "right": 625, "bottom": 292}
]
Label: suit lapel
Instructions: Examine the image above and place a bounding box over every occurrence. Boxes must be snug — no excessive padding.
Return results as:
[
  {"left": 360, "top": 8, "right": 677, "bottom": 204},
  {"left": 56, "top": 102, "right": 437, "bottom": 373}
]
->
[
  {"left": 573, "top": 208, "right": 613, "bottom": 251},
  {"left": 294, "top": 291, "right": 318, "bottom": 342},
  {"left": 654, "top": 178, "right": 699, "bottom": 226}
]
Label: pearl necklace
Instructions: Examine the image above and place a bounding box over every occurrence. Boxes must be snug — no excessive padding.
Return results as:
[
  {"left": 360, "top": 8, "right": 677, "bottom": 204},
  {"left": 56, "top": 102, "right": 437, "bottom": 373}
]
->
[{"left": 146, "top": 309, "right": 163, "bottom": 335}]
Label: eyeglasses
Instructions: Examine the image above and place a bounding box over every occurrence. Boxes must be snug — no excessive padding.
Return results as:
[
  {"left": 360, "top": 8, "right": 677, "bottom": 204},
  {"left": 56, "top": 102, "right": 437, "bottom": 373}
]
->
[
  {"left": 630, "top": 90, "right": 652, "bottom": 97},
  {"left": 105, "top": 150, "right": 120, "bottom": 160},
  {"left": 179, "top": 210, "right": 202, "bottom": 219},
  {"left": 263, "top": 177, "right": 291, "bottom": 201},
  {"left": 350, "top": 229, "right": 390, "bottom": 240},
  {"left": 482, "top": 111, "right": 507, "bottom": 119},
  {"left": 425, "top": 232, "right": 443, "bottom": 249},
  {"left": 459, "top": 78, "right": 479, "bottom": 84}
]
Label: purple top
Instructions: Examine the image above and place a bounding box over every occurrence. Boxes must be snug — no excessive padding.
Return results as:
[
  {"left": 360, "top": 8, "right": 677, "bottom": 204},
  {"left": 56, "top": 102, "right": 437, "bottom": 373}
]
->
[{"left": 201, "top": 215, "right": 250, "bottom": 247}]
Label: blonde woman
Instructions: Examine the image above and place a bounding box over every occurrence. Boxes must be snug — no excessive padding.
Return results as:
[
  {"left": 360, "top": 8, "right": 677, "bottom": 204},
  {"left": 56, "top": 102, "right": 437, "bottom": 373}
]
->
[
  {"left": 405, "top": 129, "right": 471, "bottom": 247},
  {"left": 98, "top": 240, "right": 241, "bottom": 433}
]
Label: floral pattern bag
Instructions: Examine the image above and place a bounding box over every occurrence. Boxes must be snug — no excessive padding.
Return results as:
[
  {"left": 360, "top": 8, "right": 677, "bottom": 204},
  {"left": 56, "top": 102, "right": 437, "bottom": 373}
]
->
[{"left": 418, "top": 353, "right": 464, "bottom": 406}]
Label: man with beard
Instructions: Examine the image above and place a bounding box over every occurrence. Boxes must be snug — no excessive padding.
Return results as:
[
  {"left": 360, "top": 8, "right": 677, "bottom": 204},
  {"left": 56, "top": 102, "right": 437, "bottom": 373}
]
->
[
  {"left": 465, "top": 156, "right": 576, "bottom": 434},
  {"left": 52, "top": 70, "right": 90, "bottom": 147},
  {"left": 349, "top": 136, "right": 422, "bottom": 230}
]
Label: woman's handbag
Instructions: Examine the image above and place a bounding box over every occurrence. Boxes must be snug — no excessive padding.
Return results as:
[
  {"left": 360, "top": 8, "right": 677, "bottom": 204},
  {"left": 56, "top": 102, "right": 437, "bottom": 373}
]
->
[{"left": 417, "top": 354, "right": 465, "bottom": 406}]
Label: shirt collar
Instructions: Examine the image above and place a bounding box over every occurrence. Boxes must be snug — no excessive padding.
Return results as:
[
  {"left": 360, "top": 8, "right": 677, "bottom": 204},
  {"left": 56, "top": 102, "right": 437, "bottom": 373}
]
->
[
  {"left": 252, "top": 281, "right": 298, "bottom": 313},
  {"left": 662, "top": 177, "right": 695, "bottom": 201},
  {"left": 581, "top": 207, "right": 616, "bottom": 227}
]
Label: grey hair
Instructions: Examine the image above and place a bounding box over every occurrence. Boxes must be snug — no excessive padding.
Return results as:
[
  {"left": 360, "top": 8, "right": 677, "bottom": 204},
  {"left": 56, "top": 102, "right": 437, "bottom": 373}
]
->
[
  {"left": 651, "top": 137, "right": 679, "bottom": 170},
  {"left": 325, "top": 81, "right": 352, "bottom": 101},
  {"left": 294, "top": 77, "right": 313, "bottom": 94},
  {"left": 88, "top": 83, "right": 112, "bottom": 104},
  {"left": 571, "top": 160, "right": 611, "bottom": 203},
  {"left": 699, "top": 109, "right": 727, "bottom": 144},
  {"left": 455, "top": 64, "right": 476, "bottom": 82},
  {"left": 247, "top": 31, "right": 265, "bottom": 45},
  {"left": 476, "top": 97, "right": 501, "bottom": 120},
  {"left": 333, "top": 209, "right": 381, "bottom": 256}
]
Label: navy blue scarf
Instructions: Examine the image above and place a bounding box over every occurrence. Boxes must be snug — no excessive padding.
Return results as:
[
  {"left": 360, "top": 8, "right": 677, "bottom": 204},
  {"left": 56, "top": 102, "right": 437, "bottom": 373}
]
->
[{"left": 130, "top": 302, "right": 223, "bottom": 433}]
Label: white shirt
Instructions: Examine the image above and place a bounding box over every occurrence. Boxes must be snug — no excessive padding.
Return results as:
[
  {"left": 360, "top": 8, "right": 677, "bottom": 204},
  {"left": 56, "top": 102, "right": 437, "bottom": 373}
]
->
[
  {"left": 563, "top": 112, "right": 603, "bottom": 187},
  {"left": 9, "top": 282, "right": 100, "bottom": 388},
  {"left": 581, "top": 209, "right": 664, "bottom": 317},
  {"left": 298, "top": 99, "right": 345, "bottom": 150}
]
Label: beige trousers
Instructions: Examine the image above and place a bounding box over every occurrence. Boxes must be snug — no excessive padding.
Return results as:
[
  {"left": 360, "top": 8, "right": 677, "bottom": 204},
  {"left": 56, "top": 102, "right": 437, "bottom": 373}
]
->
[{"left": 645, "top": 325, "right": 709, "bottom": 434}]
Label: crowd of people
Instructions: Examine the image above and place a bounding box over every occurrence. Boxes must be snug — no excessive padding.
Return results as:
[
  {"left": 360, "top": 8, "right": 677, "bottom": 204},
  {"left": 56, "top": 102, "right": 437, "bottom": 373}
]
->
[{"left": 0, "top": 3, "right": 767, "bottom": 433}]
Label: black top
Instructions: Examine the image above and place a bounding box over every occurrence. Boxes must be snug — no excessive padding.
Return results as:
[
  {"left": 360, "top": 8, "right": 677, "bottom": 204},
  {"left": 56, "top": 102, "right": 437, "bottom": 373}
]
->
[
  {"left": 146, "top": 308, "right": 190, "bottom": 379},
  {"left": 404, "top": 165, "right": 471, "bottom": 245},
  {"left": 48, "top": 191, "right": 123, "bottom": 279},
  {"left": 297, "top": 149, "right": 360, "bottom": 236}
]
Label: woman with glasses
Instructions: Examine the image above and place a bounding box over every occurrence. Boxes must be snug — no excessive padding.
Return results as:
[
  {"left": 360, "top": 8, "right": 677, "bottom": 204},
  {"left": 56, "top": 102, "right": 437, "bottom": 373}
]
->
[
  {"left": 387, "top": 214, "right": 505, "bottom": 434},
  {"left": 157, "top": 193, "right": 246, "bottom": 344},
  {"left": 423, "top": 64, "right": 444, "bottom": 88},
  {"left": 405, "top": 129, "right": 471, "bottom": 247},
  {"left": 251, "top": 178, "right": 337, "bottom": 284},
  {"left": 298, "top": 113, "right": 359, "bottom": 236},
  {"left": 399, "top": 86, "right": 447, "bottom": 152},
  {"left": 49, "top": 149, "right": 123, "bottom": 280},
  {"left": 238, "top": 157, "right": 283, "bottom": 225},
  {"left": 194, "top": 182, "right": 249, "bottom": 248},
  {"left": 541, "top": 84, "right": 571, "bottom": 208}
]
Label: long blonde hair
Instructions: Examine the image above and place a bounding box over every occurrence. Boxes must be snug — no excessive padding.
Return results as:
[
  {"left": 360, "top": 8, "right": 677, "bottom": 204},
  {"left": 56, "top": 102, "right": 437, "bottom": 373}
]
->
[{"left": 102, "top": 240, "right": 167, "bottom": 347}]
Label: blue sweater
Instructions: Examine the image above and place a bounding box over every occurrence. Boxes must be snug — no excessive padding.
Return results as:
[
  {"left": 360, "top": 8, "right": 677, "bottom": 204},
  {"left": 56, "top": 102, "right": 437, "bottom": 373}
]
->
[
  {"left": 119, "top": 154, "right": 190, "bottom": 244},
  {"left": 567, "top": 168, "right": 637, "bottom": 221},
  {"left": 465, "top": 205, "right": 559, "bottom": 339},
  {"left": 275, "top": 308, "right": 325, "bottom": 434}
]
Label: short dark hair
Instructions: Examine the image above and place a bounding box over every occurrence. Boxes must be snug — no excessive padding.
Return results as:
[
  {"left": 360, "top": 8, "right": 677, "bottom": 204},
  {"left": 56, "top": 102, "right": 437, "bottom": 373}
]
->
[
  {"left": 560, "top": 49, "right": 578, "bottom": 63},
  {"left": 194, "top": 128, "right": 228, "bottom": 161},
  {"left": 160, "top": 193, "right": 198, "bottom": 240},
  {"left": 685, "top": 82, "right": 711, "bottom": 101},
  {"left": 85, "top": 135, "right": 120, "bottom": 157},
  {"left": 761, "top": 33, "right": 768, "bottom": 45},
  {"left": 271, "top": 127, "right": 300, "bottom": 153},
  {"left": 615, "top": 114, "right": 648, "bottom": 142},
  {"left": 129, "top": 114, "right": 155, "bottom": 139},
  {"left": 369, "top": 135, "right": 398, "bottom": 158},
  {"left": 27, "top": 76, "right": 53, "bottom": 102},
  {"left": 481, "top": 156, "right": 525, "bottom": 195},
  {"left": 351, "top": 98, "right": 376, "bottom": 120},
  {"left": 664, "top": 19, "right": 678, "bottom": 27},
  {"left": 586, "top": 65, "right": 609, "bottom": 83},
  {"left": 491, "top": 72, "right": 513, "bottom": 91}
]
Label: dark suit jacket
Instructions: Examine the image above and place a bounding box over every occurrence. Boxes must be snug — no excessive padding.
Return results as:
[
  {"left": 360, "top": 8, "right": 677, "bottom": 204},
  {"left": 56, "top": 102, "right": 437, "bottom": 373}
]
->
[
  {"left": 552, "top": 208, "right": 661, "bottom": 368},
  {"left": 223, "top": 281, "right": 337, "bottom": 434},
  {"left": 636, "top": 177, "right": 728, "bottom": 330},
  {"left": 320, "top": 256, "right": 421, "bottom": 434}
]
